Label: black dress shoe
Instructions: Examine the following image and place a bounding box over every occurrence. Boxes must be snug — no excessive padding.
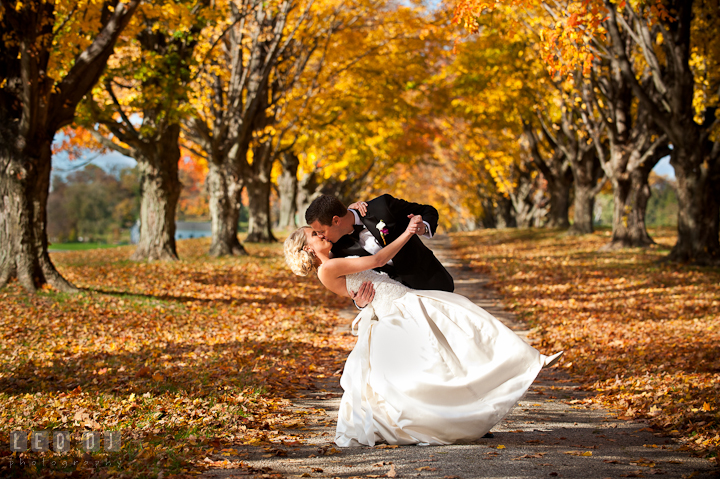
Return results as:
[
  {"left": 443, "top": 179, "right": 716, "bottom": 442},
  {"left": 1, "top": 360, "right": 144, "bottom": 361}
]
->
[{"left": 482, "top": 432, "right": 494, "bottom": 439}]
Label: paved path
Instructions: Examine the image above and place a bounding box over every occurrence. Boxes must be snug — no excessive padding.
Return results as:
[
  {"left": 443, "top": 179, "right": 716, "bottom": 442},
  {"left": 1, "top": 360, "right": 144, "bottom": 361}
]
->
[{"left": 204, "top": 235, "right": 718, "bottom": 478}]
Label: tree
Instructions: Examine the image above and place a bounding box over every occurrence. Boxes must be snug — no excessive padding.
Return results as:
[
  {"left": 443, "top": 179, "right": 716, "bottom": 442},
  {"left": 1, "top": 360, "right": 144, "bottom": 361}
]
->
[
  {"left": 271, "top": 0, "right": 441, "bottom": 227},
  {"left": 0, "top": 0, "right": 141, "bottom": 293},
  {"left": 455, "top": 0, "right": 720, "bottom": 262},
  {"left": 277, "top": 151, "right": 299, "bottom": 228},
  {"left": 604, "top": 0, "right": 719, "bottom": 262},
  {"left": 577, "top": 55, "right": 670, "bottom": 248},
  {"left": 440, "top": 5, "right": 568, "bottom": 230},
  {"left": 185, "top": 0, "right": 343, "bottom": 249},
  {"left": 523, "top": 120, "right": 573, "bottom": 228},
  {"left": 74, "top": 0, "right": 212, "bottom": 261},
  {"left": 546, "top": 97, "right": 605, "bottom": 235}
]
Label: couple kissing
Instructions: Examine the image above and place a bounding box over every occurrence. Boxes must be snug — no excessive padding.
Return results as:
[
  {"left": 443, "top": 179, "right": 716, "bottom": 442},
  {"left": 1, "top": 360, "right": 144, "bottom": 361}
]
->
[{"left": 284, "top": 193, "right": 563, "bottom": 447}]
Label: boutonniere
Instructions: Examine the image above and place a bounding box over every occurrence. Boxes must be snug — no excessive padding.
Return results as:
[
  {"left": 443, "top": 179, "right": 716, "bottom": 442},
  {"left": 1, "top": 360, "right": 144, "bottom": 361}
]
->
[{"left": 376, "top": 220, "right": 389, "bottom": 245}]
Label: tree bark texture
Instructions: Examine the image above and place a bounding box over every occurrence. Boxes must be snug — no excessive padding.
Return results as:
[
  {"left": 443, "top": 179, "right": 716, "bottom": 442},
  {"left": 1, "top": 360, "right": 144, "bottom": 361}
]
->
[
  {"left": 603, "top": 153, "right": 663, "bottom": 250},
  {"left": 296, "top": 170, "right": 321, "bottom": 226},
  {"left": 0, "top": 0, "right": 140, "bottom": 293},
  {"left": 480, "top": 199, "right": 498, "bottom": 229},
  {"left": 495, "top": 196, "right": 517, "bottom": 229},
  {"left": 206, "top": 161, "right": 246, "bottom": 256},
  {"left": 569, "top": 149, "right": 604, "bottom": 235},
  {"left": 507, "top": 164, "right": 546, "bottom": 228},
  {"left": 0, "top": 133, "right": 76, "bottom": 293},
  {"left": 277, "top": 152, "right": 299, "bottom": 228},
  {"left": 572, "top": 182, "right": 596, "bottom": 235},
  {"left": 670, "top": 147, "right": 720, "bottom": 263},
  {"left": 605, "top": 0, "right": 720, "bottom": 263},
  {"left": 546, "top": 177, "right": 572, "bottom": 228},
  {"left": 523, "top": 122, "right": 573, "bottom": 229},
  {"left": 131, "top": 125, "right": 182, "bottom": 261},
  {"left": 244, "top": 141, "right": 277, "bottom": 243},
  {"left": 245, "top": 176, "right": 277, "bottom": 243}
]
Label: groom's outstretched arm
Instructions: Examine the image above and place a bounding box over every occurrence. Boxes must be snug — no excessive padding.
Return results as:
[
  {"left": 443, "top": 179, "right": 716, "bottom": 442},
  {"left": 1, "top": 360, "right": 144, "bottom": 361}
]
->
[{"left": 381, "top": 194, "right": 439, "bottom": 236}]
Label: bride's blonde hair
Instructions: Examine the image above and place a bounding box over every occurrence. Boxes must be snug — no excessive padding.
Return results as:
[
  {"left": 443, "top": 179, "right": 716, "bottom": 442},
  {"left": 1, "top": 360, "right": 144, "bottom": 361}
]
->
[{"left": 284, "top": 227, "right": 317, "bottom": 276}]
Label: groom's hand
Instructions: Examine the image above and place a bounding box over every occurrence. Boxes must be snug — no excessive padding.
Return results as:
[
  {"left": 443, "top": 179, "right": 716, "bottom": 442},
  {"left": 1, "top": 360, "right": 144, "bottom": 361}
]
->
[{"left": 350, "top": 281, "right": 375, "bottom": 309}]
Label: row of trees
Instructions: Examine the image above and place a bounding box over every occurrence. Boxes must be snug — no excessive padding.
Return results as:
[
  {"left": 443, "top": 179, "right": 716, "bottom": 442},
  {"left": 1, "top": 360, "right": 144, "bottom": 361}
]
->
[
  {"left": 1, "top": 0, "right": 424, "bottom": 292},
  {"left": 1, "top": 0, "right": 717, "bottom": 293},
  {"left": 451, "top": 0, "right": 719, "bottom": 261}
]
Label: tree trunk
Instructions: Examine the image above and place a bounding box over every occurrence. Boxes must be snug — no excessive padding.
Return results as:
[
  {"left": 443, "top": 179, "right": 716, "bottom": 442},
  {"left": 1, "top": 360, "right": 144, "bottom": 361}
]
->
[
  {"left": 545, "top": 172, "right": 572, "bottom": 228},
  {"left": 571, "top": 182, "right": 596, "bottom": 234},
  {"left": 496, "top": 196, "right": 517, "bottom": 229},
  {"left": 481, "top": 199, "right": 497, "bottom": 228},
  {"left": 603, "top": 0, "right": 719, "bottom": 263},
  {"left": 207, "top": 161, "right": 246, "bottom": 256},
  {"left": 131, "top": 125, "right": 182, "bottom": 261},
  {"left": 668, "top": 147, "right": 720, "bottom": 264},
  {"left": 0, "top": 0, "right": 140, "bottom": 293},
  {"left": 522, "top": 121, "right": 572, "bottom": 229},
  {"left": 607, "top": 175, "right": 632, "bottom": 246},
  {"left": 296, "top": 170, "right": 319, "bottom": 226},
  {"left": 604, "top": 160, "right": 658, "bottom": 249},
  {"left": 627, "top": 166, "right": 655, "bottom": 245},
  {"left": 569, "top": 149, "right": 603, "bottom": 235},
  {"left": 277, "top": 152, "right": 299, "bottom": 228},
  {"left": 245, "top": 176, "right": 277, "bottom": 243},
  {"left": 0, "top": 137, "right": 78, "bottom": 293},
  {"left": 511, "top": 170, "right": 538, "bottom": 228}
]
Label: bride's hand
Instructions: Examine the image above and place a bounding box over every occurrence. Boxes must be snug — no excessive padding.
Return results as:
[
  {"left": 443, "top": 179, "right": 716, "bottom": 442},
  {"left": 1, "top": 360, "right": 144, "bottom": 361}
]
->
[
  {"left": 348, "top": 201, "right": 368, "bottom": 216},
  {"left": 405, "top": 215, "right": 423, "bottom": 236}
]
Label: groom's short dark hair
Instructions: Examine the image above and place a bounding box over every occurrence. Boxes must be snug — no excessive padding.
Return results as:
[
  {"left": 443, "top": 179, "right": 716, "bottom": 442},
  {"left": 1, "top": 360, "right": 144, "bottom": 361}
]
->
[{"left": 306, "top": 195, "right": 347, "bottom": 225}]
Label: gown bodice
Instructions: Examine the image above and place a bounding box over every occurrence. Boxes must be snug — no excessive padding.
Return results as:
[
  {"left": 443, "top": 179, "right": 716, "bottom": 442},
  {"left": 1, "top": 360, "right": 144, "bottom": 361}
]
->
[{"left": 345, "top": 267, "right": 412, "bottom": 316}]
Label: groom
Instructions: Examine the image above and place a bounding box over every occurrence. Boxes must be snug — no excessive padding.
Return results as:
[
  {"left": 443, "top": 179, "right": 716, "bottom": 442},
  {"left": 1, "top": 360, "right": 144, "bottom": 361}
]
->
[{"left": 305, "top": 194, "right": 454, "bottom": 297}]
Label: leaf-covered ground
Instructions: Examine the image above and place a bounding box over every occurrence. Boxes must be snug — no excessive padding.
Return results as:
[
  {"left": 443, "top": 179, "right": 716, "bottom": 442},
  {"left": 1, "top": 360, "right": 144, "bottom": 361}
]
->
[
  {"left": 452, "top": 227, "right": 720, "bottom": 464},
  {"left": 0, "top": 238, "right": 354, "bottom": 478}
]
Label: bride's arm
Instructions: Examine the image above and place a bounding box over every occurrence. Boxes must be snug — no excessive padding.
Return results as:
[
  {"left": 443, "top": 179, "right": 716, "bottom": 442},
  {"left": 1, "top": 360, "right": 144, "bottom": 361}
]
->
[{"left": 318, "top": 216, "right": 423, "bottom": 291}]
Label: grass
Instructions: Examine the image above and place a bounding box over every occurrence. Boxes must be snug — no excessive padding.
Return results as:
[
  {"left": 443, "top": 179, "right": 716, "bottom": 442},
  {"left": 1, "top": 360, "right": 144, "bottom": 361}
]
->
[{"left": 48, "top": 242, "right": 123, "bottom": 251}]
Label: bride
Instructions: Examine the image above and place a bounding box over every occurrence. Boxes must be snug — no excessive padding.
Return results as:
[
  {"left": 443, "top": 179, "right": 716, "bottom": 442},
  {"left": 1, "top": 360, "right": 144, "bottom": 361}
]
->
[{"left": 284, "top": 215, "right": 562, "bottom": 447}]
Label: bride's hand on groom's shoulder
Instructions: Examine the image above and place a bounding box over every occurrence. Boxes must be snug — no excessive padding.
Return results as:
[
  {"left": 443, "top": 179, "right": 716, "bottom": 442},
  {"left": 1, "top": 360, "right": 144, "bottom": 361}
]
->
[{"left": 348, "top": 201, "right": 368, "bottom": 216}]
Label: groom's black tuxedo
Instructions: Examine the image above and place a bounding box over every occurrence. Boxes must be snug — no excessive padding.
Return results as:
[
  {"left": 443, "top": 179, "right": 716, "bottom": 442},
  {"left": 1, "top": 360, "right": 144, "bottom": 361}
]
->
[{"left": 330, "top": 194, "right": 454, "bottom": 292}]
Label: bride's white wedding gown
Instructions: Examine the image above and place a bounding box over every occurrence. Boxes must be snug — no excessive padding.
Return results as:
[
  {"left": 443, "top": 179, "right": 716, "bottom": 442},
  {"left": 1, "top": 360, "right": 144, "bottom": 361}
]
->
[{"left": 335, "top": 266, "right": 558, "bottom": 447}]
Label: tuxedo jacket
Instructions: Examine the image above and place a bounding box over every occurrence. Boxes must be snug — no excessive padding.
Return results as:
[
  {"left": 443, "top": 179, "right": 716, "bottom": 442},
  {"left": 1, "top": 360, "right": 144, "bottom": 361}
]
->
[{"left": 331, "top": 194, "right": 454, "bottom": 292}]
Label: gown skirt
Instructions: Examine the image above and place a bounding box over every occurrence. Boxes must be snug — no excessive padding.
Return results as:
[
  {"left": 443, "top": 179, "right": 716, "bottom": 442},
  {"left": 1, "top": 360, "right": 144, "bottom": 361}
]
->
[{"left": 335, "top": 289, "right": 550, "bottom": 447}]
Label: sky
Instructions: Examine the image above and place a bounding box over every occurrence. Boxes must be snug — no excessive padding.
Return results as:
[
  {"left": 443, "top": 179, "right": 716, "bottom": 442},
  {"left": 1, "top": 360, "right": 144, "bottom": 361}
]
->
[{"left": 653, "top": 156, "right": 675, "bottom": 178}]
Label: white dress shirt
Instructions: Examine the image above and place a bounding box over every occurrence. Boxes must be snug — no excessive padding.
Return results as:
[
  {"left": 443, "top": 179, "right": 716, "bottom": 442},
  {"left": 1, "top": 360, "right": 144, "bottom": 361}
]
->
[{"left": 349, "top": 210, "right": 432, "bottom": 265}]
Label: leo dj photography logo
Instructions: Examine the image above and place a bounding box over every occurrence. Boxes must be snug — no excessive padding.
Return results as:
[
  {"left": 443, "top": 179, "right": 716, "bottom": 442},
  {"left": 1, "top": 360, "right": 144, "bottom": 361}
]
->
[{"left": 9, "top": 430, "right": 121, "bottom": 453}]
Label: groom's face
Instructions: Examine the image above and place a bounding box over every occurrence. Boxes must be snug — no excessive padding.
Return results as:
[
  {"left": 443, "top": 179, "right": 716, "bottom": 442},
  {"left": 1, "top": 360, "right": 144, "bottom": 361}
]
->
[{"left": 310, "top": 216, "right": 343, "bottom": 243}]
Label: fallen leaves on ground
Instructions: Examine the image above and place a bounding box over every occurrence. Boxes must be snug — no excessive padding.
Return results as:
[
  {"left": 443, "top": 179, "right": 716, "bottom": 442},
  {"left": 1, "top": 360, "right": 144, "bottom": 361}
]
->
[
  {"left": 454, "top": 228, "right": 720, "bottom": 464},
  {"left": 0, "top": 238, "right": 354, "bottom": 477}
]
